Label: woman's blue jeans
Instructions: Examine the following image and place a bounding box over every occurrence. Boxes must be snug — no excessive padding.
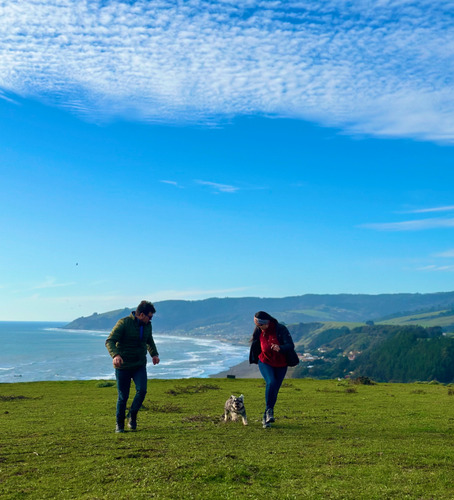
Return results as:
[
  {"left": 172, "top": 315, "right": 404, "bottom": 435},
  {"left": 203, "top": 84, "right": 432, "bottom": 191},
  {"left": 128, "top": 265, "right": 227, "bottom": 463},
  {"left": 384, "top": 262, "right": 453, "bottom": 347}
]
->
[
  {"left": 258, "top": 361, "right": 287, "bottom": 410},
  {"left": 115, "top": 365, "right": 148, "bottom": 425}
]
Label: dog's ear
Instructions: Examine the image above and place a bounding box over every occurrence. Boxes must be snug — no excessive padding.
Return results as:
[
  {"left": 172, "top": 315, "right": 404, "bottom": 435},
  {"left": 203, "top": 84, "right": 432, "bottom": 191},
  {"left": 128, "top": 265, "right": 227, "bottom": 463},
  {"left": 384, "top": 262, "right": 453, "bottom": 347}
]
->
[
  {"left": 230, "top": 395, "right": 235, "bottom": 399},
  {"left": 239, "top": 394, "right": 244, "bottom": 400}
]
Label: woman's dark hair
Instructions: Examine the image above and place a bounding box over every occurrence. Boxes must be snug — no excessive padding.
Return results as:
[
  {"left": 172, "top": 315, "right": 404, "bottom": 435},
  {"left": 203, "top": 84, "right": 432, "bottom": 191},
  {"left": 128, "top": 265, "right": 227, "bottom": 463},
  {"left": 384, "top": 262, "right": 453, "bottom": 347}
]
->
[
  {"left": 250, "top": 311, "right": 277, "bottom": 342},
  {"left": 254, "top": 311, "right": 276, "bottom": 323}
]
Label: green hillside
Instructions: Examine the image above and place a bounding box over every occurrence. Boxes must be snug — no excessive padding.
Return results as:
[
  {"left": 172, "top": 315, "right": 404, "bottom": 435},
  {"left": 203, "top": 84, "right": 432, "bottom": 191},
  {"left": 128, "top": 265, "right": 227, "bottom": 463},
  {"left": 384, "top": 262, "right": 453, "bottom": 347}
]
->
[
  {"left": 62, "top": 292, "right": 454, "bottom": 344},
  {"left": 377, "top": 308, "right": 454, "bottom": 330},
  {"left": 285, "top": 323, "right": 454, "bottom": 383},
  {"left": 2, "top": 378, "right": 454, "bottom": 499},
  {"left": 289, "top": 321, "right": 365, "bottom": 348}
]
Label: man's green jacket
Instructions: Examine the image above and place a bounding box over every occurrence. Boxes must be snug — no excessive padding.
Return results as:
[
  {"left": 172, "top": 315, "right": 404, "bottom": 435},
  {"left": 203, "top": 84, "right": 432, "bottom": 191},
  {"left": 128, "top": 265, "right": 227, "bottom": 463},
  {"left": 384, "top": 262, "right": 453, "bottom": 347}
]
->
[{"left": 105, "top": 312, "right": 159, "bottom": 370}]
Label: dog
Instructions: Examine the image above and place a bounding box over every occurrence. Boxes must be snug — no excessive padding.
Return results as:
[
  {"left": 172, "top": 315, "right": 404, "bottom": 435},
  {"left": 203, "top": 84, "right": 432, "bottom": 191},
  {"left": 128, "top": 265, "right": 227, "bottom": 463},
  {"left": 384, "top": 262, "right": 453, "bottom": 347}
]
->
[{"left": 224, "top": 394, "right": 248, "bottom": 425}]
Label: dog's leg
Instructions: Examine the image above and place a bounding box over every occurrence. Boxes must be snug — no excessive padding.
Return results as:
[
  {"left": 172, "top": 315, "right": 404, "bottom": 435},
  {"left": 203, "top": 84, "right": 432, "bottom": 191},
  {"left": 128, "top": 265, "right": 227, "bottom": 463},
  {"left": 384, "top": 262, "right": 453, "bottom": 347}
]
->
[{"left": 242, "top": 414, "right": 248, "bottom": 426}]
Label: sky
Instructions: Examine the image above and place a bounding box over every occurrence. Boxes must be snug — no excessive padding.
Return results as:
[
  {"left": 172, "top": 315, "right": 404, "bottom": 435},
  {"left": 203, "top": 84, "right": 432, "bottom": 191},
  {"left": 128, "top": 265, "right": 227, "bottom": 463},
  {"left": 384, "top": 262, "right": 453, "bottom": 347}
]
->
[{"left": 1, "top": 0, "right": 454, "bottom": 321}]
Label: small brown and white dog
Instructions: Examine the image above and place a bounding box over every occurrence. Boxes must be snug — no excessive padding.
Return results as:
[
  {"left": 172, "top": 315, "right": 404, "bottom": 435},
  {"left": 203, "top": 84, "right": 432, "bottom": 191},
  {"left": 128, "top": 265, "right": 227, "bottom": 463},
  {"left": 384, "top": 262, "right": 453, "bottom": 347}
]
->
[{"left": 224, "top": 394, "right": 248, "bottom": 425}]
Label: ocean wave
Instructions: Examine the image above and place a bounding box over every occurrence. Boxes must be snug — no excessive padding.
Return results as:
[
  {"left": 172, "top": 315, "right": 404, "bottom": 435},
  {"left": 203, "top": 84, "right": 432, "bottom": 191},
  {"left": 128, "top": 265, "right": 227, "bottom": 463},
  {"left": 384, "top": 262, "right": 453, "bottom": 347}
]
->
[
  {"left": 47, "top": 328, "right": 110, "bottom": 336},
  {"left": 0, "top": 323, "right": 249, "bottom": 383}
]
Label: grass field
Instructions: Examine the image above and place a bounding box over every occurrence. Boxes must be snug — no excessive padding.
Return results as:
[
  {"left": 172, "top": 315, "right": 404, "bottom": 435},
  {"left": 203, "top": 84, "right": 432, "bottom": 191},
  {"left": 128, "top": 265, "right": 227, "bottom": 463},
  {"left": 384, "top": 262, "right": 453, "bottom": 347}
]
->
[
  {"left": 1, "top": 377, "right": 454, "bottom": 499},
  {"left": 292, "top": 322, "right": 367, "bottom": 349},
  {"left": 377, "top": 310, "right": 454, "bottom": 330}
]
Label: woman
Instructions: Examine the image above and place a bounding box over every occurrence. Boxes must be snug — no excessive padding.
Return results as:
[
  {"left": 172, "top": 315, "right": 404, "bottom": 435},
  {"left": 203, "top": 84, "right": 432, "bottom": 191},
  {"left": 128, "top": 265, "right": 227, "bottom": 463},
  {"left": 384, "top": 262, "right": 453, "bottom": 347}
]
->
[{"left": 249, "top": 311, "right": 298, "bottom": 428}]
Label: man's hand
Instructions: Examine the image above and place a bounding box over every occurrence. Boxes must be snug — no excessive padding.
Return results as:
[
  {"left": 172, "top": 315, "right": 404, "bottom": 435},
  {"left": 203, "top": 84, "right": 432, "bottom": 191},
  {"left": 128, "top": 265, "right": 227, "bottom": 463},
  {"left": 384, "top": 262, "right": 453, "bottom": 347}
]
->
[
  {"left": 152, "top": 356, "right": 160, "bottom": 365},
  {"left": 113, "top": 355, "right": 124, "bottom": 368}
]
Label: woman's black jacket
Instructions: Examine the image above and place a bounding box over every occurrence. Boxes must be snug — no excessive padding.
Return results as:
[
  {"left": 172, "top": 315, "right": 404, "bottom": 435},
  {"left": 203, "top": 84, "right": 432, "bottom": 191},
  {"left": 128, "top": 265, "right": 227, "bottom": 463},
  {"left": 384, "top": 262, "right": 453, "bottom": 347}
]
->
[{"left": 249, "top": 322, "right": 295, "bottom": 365}]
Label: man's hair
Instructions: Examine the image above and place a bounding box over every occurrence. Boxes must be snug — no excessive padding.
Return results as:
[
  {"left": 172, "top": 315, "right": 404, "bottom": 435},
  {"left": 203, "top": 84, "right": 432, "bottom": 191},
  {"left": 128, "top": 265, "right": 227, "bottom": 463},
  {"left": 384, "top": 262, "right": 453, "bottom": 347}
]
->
[{"left": 136, "top": 300, "right": 156, "bottom": 316}]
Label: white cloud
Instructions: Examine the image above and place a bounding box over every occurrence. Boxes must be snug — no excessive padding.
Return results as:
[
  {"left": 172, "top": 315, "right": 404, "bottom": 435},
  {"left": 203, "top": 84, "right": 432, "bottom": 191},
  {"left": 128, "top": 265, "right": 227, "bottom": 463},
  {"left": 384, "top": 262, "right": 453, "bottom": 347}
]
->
[
  {"left": 160, "top": 180, "right": 182, "bottom": 187},
  {"left": 404, "top": 206, "right": 454, "bottom": 214},
  {"left": 1, "top": 1, "right": 454, "bottom": 141},
  {"left": 29, "top": 277, "right": 76, "bottom": 290},
  {"left": 433, "top": 249, "right": 454, "bottom": 258},
  {"left": 196, "top": 180, "right": 240, "bottom": 193},
  {"left": 0, "top": 90, "right": 18, "bottom": 104},
  {"left": 417, "top": 264, "right": 454, "bottom": 272},
  {"left": 361, "top": 217, "right": 454, "bottom": 231}
]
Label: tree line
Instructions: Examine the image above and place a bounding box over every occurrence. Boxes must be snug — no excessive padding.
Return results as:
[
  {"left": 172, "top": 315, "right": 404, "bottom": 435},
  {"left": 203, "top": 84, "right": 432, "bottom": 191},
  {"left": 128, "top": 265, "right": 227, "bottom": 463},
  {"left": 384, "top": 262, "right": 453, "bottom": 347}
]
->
[{"left": 291, "top": 324, "right": 454, "bottom": 383}]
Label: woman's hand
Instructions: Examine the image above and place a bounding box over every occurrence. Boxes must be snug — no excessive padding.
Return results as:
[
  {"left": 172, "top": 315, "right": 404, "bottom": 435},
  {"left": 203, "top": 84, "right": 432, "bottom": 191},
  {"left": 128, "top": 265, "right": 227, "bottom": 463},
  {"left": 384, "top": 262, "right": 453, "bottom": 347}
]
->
[{"left": 271, "top": 343, "right": 281, "bottom": 352}]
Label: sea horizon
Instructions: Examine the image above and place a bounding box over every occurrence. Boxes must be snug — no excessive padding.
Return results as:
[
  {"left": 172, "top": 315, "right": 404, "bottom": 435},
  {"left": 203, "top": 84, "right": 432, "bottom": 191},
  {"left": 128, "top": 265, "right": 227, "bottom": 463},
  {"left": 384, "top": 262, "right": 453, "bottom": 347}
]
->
[{"left": 0, "top": 321, "right": 249, "bottom": 384}]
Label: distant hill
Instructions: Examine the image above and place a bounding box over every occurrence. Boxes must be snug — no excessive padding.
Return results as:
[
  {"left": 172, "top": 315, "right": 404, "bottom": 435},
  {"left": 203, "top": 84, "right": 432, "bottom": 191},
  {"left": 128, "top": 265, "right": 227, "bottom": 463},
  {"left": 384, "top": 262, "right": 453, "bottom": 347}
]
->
[
  {"left": 62, "top": 292, "right": 454, "bottom": 343},
  {"left": 377, "top": 307, "right": 454, "bottom": 329},
  {"left": 290, "top": 323, "right": 454, "bottom": 383},
  {"left": 63, "top": 293, "right": 454, "bottom": 383}
]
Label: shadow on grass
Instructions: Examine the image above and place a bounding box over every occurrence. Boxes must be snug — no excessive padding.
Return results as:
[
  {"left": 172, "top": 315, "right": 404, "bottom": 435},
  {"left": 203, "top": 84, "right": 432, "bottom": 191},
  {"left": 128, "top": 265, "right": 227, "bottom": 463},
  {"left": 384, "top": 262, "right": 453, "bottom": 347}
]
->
[{"left": 166, "top": 384, "right": 221, "bottom": 396}]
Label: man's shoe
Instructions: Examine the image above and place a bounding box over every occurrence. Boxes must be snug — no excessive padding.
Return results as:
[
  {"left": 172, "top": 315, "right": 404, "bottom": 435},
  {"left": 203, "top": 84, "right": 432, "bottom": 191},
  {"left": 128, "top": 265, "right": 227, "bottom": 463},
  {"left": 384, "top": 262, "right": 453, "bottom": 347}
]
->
[
  {"left": 265, "top": 408, "right": 275, "bottom": 424},
  {"left": 127, "top": 411, "right": 138, "bottom": 430},
  {"left": 127, "top": 417, "right": 137, "bottom": 430},
  {"left": 115, "top": 424, "right": 125, "bottom": 433},
  {"left": 262, "top": 412, "right": 271, "bottom": 428}
]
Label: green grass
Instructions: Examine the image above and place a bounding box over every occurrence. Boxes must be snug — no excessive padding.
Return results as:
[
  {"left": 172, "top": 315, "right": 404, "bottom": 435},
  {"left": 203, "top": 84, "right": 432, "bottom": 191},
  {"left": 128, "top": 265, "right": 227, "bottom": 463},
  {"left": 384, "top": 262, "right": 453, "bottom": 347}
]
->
[
  {"left": 2, "top": 378, "right": 454, "bottom": 499},
  {"left": 378, "top": 310, "right": 454, "bottom": 329},
  {"left": 314, "top": 321, "right": 365, "bottom": 330},
  {"left": 292, "top": 321, "right": 366, "bottom": 348}
]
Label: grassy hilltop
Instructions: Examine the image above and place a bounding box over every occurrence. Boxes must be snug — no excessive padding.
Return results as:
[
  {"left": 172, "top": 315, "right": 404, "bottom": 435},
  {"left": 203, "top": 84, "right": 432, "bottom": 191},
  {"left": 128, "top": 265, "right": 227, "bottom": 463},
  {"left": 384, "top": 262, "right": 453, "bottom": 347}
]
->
[{"left": 2, "top": 378, "right": 454, "bottom": 499}]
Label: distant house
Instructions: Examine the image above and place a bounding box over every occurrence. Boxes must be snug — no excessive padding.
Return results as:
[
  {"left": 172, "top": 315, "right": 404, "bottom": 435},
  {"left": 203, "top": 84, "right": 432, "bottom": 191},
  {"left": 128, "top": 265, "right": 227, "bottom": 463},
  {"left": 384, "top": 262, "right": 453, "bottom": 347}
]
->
[
  {"left": 300, "top": 353, "right": 321, "bottom": 362},
  {"left": 348, "top": 350, "right": 361, "bottom": 361}
]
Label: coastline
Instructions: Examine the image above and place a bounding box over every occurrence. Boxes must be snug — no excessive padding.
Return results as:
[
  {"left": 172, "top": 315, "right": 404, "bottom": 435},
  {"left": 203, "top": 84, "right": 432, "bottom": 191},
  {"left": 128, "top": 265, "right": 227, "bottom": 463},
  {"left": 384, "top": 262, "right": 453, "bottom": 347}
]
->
[
  {"left": 0, "top": 322, "right": 249, "bottom": 383},
  {"left": 210, "top": 359, "right": 260, "bottom": 378},
  {"left": 210, "top": 359, "right": 301, "bottom": 379}
]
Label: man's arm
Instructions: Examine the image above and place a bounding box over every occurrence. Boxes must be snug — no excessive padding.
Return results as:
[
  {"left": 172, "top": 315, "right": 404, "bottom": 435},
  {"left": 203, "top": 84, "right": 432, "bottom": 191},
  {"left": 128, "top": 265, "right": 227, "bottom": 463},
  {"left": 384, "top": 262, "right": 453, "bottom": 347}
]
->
[
  {"left": 146, "top": 329, "right": 159, "bottom": 364},
  {"left": 105, "top": 318, "right": 125, "bottom": 367}
]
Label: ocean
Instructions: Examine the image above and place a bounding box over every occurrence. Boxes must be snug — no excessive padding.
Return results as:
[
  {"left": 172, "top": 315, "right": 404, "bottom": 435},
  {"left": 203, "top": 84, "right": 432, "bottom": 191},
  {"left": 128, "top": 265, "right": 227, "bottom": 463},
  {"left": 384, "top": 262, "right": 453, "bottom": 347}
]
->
[{"left": 0, "top": 321, "right": 249, "bottom": 383}]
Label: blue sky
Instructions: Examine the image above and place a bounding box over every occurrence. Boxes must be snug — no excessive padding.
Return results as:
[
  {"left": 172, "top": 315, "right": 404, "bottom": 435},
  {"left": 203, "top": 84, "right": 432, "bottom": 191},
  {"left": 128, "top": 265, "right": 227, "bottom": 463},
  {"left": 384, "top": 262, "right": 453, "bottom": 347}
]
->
[{"left": 1, "top": 0, "right": 454, "bottom": 321}]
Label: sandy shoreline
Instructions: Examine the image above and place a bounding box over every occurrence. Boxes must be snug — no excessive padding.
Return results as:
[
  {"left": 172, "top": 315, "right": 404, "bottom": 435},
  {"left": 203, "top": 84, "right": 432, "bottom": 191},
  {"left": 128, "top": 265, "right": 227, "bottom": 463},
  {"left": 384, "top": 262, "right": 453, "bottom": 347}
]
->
[{"left": 210, "top": 359, "right": 260, "bottom": 378}]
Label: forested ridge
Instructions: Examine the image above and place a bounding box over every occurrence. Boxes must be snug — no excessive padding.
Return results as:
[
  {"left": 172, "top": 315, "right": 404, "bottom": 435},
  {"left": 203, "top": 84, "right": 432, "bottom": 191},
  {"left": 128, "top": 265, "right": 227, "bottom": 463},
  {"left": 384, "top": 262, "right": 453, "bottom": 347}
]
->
[{"left": 291, "top": 323, "right": 454, "bottom": 383}]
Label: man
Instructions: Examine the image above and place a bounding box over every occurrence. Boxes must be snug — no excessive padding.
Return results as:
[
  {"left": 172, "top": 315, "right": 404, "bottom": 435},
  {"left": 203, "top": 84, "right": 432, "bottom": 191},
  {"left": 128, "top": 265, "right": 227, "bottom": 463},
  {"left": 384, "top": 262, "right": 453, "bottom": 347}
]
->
[{"left": 105, "top": 300, "right": 160, "bottom": 433}]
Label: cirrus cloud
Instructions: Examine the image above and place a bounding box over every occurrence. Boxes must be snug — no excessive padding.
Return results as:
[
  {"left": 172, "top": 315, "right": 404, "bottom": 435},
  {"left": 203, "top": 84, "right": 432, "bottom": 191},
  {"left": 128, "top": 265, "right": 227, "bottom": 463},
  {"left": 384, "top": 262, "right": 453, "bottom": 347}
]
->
[
  {"left": 195, "top": 180, "right": 240, "bottom": 193},
  {"left": 361, "top": 217, "right": 454, "bottom": 231},
  {"left": 1, "top": 0, "right": 454, "bottom": 141},
  {"left": 362, "top": 205, "right": 454, "bottom": 231}
]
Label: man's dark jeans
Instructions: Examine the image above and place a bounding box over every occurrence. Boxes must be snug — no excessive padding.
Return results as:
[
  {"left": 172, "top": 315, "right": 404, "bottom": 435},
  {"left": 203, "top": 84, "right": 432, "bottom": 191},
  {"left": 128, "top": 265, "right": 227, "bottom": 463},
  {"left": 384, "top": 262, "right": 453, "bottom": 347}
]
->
[
  {"left": 258, "top": 360, "right": 287, "bottom": 410},
  {"left": 115, "top": 365, "right": 148, "bottom": 426}
]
